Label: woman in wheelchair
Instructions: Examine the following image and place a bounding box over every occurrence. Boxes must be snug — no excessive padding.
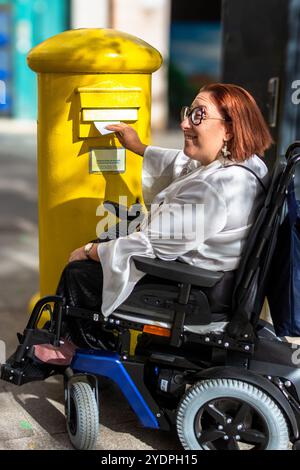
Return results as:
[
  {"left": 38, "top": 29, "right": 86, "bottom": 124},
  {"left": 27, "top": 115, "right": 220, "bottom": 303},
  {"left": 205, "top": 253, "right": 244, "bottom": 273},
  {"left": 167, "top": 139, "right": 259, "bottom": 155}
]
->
[
  {"left": 34, "top": 82, "right": 272, "bottom": 364},
  {"left": 6, "top": 83, "right": 300, "bottom": 451}
]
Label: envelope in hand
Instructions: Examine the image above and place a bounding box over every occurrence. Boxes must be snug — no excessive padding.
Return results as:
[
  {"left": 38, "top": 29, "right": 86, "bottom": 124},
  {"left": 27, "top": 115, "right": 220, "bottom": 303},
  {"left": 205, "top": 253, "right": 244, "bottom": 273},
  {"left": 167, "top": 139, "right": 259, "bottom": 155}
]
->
[{"left": 94, "top": 121, "right": 121, "bottom": 136}]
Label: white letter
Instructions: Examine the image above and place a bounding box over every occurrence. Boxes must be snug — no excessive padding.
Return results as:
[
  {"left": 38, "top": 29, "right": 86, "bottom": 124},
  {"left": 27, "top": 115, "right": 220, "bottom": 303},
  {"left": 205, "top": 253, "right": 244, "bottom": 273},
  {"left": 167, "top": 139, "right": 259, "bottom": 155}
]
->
[
  {"left": 96, "top": 203, "right": 117, "bottom": 239},
  {"left": 291, "top": 80, "right": 300, "bottom": 105},
  {"left": 291, "top": 343, "right": 300, "bottom": 365}
]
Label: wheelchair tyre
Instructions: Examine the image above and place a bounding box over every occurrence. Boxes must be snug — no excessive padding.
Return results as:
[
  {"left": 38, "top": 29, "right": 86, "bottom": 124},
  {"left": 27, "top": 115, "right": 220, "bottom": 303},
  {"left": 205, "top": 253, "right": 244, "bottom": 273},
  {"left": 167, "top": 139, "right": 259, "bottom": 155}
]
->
[
  {"left": 66, "top": 381, "right": 99, "bottom": 450},
  {"left": 176, "top": 378, "right": 289, "bottom": 450}
]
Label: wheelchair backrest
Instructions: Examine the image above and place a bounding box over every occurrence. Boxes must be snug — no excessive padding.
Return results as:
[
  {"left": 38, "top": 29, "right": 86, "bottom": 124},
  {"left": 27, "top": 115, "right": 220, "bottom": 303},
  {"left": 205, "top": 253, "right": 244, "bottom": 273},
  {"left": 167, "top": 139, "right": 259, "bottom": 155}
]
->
[{"left": 231, "top": 142, "right": 300, "bottom": 326}]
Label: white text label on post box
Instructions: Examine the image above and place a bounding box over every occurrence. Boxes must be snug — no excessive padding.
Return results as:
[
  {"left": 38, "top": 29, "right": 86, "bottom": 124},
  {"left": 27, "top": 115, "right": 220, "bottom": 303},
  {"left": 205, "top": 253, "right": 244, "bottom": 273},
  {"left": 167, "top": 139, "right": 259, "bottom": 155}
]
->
[{"left": 90, "top": 148, "right": 126, "bottom": 173}]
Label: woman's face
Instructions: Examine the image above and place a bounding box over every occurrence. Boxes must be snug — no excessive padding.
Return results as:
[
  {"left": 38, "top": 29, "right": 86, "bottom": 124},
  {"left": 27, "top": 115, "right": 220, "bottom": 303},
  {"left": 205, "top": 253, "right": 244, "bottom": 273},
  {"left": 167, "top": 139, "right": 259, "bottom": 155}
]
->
[{"left": 181, "top": 91, "right": 232, "bottom": 165}]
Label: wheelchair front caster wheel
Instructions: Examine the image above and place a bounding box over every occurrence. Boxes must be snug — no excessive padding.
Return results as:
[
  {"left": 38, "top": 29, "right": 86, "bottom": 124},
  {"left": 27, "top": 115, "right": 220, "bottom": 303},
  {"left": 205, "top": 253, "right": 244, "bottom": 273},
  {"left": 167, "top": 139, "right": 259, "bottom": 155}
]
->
[
  {"left": 66, "top": 381, "right": 99, "bottom": 450},
  {"left": 176, "top": 378, "right": 290, "bottom": 450}
]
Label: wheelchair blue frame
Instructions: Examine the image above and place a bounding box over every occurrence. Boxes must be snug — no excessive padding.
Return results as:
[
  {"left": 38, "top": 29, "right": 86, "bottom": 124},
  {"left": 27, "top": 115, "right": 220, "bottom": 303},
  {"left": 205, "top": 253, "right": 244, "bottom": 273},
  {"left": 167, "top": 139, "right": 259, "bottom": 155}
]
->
[{"left": 71, "top": 349, "right": 159, "bottom": 429}]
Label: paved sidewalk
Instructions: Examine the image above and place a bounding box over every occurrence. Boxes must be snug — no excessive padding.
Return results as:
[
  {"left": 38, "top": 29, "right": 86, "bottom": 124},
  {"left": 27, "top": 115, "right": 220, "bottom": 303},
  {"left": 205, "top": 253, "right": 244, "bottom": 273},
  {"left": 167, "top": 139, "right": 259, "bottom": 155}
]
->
[{"left": 0, "top": 119, "right": 183, "bottom": 450}]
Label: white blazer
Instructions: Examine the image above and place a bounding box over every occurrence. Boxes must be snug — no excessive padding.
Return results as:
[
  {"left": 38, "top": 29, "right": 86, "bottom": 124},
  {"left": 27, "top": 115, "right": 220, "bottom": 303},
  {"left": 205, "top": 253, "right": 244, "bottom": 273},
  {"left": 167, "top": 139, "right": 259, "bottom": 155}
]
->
[{"left": 98, "top": 146, "right": 269, "bottom": 317}]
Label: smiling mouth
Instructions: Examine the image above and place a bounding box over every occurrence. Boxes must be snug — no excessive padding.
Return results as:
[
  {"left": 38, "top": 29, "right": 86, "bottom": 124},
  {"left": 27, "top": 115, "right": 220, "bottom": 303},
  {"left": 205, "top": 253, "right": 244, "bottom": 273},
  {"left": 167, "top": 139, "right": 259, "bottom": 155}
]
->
[{"left": 184, "top": 135, "right": 198, "bottom": 142}]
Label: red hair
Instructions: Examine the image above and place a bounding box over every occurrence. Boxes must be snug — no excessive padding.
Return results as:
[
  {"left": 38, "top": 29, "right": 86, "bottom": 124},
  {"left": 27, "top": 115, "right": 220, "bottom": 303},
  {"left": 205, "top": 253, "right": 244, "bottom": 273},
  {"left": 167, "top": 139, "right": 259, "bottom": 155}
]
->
[{"left": 200, "top": 83, "right": 274, "bottom": 161}]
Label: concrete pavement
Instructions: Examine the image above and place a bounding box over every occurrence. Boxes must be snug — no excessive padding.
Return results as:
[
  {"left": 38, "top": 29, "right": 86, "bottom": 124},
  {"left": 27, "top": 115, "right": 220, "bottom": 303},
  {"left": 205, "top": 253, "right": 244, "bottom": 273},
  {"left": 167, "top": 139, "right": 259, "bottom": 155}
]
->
[{"left": 0, "top": 120, "right": 183, "bottom": 450}]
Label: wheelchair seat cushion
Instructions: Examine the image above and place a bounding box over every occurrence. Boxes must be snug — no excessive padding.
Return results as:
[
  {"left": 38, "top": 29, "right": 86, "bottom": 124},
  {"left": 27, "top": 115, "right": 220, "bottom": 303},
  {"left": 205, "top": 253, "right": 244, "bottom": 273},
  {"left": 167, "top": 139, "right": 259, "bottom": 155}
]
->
[
  {"left": 119, "top": 270, "right": 236, "bottom": 313},
  {"left": 115, "top": 270, "right": 236, "bottom": 328}
]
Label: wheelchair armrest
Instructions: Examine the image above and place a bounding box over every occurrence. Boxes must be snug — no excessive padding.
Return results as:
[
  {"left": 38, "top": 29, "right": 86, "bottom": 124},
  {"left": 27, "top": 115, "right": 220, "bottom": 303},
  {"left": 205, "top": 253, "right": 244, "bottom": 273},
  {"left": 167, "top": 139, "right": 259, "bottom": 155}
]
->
[
  {"left": 132, "top": 256, "right": 224, "bottom": 287},
  {"left": 103, "top": 200, "right": 143, "bottom": 221}
]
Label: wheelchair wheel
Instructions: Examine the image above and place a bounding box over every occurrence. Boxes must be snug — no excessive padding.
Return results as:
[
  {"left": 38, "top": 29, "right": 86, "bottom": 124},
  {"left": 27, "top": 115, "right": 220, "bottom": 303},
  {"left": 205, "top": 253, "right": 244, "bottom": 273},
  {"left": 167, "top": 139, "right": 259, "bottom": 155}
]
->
[
  {"left": 66, "top": 381, "right": 99, "bottom": 450},
  {"left": 176, "top": 378, "right": 289, "bottom": 450}
]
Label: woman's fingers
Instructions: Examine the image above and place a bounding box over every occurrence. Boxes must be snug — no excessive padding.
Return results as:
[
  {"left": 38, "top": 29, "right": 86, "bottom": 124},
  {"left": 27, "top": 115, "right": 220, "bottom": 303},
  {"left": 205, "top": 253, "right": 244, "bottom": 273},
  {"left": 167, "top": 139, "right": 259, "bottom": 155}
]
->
[
  {"left": 105, "top": 123, "right": 128, "bottom": 142},
  {"left": 103, "top": 124, "right": 146, "bottom": 155},
  {"left": 68, "top": 246, "right": 87, "bottom": 263},
  {"left": 105, "top": 122, "right": 128, "bottom": 132}
]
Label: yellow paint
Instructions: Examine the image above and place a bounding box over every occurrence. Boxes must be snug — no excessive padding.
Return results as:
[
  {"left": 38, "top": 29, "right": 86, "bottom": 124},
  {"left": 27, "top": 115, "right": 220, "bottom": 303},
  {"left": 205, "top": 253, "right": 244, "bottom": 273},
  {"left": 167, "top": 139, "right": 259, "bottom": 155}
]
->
[
  {"left": 27, "top": 29, "right": 162, "bottom": 74},
  {"left": 130, "top": 330, "right": 142, "bottom": 356},
  {"left": 78, "top": 87, "right": 141, "bottom": 108},
  {"left": 27, "top": 29, "right": 162, "bottom": 332},
  {"left": 28, "top": 292, "right": 51, "bottom": 328},
  {"left": 28, "top": 292, "right": 41, "bottom": 314}
]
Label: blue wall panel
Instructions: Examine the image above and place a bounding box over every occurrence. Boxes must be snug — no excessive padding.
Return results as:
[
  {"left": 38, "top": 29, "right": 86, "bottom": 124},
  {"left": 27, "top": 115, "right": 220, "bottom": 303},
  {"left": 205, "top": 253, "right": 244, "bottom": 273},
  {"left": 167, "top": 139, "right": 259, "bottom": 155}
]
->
[{"left": 0, "top": 0, "right": 69, "bottom": 119}]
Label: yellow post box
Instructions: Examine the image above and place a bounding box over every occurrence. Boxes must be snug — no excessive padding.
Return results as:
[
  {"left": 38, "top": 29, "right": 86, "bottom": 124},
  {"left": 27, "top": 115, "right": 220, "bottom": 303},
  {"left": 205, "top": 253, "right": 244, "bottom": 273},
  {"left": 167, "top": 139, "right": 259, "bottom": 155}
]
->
[{"left": 27, "top": 28, "right": 162, "bottom": 303}]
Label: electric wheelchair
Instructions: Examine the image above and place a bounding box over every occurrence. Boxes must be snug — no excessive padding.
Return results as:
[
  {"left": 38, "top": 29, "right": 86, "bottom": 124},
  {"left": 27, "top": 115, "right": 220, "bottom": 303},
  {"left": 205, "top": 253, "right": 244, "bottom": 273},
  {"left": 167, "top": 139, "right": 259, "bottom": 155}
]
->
[{"left": 2, "top": 142, "right": 300, "bottom": 451}]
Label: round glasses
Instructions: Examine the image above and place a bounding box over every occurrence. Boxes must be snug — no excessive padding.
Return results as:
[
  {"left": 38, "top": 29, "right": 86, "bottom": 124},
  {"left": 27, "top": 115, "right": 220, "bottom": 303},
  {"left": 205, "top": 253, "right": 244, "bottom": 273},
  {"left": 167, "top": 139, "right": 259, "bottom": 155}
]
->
[{"left": 180, "top": 106, "right": 231, "bottom": 126}]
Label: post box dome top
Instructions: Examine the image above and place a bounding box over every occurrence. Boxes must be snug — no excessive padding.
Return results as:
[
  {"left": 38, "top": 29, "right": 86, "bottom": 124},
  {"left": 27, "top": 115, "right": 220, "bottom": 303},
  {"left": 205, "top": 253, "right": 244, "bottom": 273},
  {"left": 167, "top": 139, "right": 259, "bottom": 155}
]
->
[{"left": 27, "top": 28, "right": 163, "bottom": 73}]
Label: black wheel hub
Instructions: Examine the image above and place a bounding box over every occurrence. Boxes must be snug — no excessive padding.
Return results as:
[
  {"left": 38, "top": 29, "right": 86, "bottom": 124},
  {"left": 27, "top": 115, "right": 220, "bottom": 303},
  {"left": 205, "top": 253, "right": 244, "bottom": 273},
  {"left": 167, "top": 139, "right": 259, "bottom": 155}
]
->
[{"left": 194, "top": 397, "right": 269, "bottom": 450}]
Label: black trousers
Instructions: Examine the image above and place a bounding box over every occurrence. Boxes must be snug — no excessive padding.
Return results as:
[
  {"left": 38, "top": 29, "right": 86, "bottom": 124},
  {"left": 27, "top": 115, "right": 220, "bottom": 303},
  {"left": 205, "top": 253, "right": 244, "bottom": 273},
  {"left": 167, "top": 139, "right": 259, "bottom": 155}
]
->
[
  {"left": 55, "top": 259, "right": 104, "bottom": 346},
  {"left": 55, "top": 251, "right": 168, "bottom": 346},
  {"left": 57, "top": 259, "right": 104, "bottom": 313}
]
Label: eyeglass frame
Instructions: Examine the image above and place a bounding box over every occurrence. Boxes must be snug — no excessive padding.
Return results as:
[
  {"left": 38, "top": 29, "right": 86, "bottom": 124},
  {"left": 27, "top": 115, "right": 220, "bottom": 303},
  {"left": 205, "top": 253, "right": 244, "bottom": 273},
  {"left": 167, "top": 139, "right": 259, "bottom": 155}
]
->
[{"left": 180, "top": 105, "right": 232, "bottom": 126}]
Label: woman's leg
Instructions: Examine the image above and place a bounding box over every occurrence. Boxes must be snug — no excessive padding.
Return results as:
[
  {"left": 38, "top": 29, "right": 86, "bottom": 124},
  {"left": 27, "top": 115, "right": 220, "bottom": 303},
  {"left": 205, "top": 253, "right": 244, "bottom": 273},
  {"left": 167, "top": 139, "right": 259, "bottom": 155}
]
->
[
  {"left": 55, "top": 259, "right": 104, "bottom": 346},
  {"left": 56, "top": 259, "right": 103, "bottom": 310},
  {"left": 34, "top": 259, "right": 104, "bottom": 364}
]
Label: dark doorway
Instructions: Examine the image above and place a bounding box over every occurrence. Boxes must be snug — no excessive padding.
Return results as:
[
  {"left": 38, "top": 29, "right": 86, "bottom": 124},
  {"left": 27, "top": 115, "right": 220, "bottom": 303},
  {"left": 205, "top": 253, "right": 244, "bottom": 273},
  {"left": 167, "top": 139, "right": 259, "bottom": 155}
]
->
[{"left": 221, "top": 0, "right": 300, "bottom": 168}]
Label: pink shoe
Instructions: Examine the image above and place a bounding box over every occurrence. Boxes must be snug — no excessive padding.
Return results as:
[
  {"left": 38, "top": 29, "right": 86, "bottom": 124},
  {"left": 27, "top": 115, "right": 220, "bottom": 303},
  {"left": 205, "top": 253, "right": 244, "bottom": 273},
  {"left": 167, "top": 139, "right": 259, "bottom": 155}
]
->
[{"left": 34, "top": 339, "right": 77, "bottom": 366}]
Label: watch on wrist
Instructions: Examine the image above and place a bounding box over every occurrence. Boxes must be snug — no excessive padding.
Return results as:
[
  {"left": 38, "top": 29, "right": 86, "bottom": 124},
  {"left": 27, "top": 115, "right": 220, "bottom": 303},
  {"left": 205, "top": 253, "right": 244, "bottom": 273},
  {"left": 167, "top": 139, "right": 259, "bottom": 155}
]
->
[{"left": 84, "top": 242, "right": 94, "bottom": 258}]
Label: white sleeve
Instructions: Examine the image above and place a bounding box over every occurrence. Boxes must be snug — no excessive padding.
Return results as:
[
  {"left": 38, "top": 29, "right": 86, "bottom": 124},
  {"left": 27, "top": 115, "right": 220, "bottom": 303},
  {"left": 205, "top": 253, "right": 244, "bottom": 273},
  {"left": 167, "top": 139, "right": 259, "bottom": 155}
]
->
[
  {"left": 97, "top": 231, "right": 156, "bottom": 316},
  {"left": 97, "top": 179, "right": 227, "bottom": 316},
  {"left": 98, "top": 179, "right": 227, "bottom": 266},
  {"left": 142, "top": 146, "right": 183, "bottom": 206},
  {"left": 141, "top": 179, "right": 227, "bottom": 260}
]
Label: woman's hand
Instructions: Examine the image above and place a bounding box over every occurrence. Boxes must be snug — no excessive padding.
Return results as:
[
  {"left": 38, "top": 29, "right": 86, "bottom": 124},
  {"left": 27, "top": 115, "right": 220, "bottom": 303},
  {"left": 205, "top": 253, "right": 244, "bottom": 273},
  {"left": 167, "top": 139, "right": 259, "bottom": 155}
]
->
[
  {"left": 69, "top": 246, "right": 87, "bottom": 263},
  {"left": 105, "top": 123, "right": 147, "bottom": 156},
  {"left": 69, "top": 244, "right": 100, "bottom": 263}
]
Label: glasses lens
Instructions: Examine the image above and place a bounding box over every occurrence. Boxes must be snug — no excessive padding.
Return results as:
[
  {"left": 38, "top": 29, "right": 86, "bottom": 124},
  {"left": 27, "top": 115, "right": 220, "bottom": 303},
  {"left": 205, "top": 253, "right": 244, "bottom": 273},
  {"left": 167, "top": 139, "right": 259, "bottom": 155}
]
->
[
  {"left": 191, "top": 107, "right": 205, "bottom": 125},
  {"left": 180, "top": 106, "right": 189, "bottom": 122}
]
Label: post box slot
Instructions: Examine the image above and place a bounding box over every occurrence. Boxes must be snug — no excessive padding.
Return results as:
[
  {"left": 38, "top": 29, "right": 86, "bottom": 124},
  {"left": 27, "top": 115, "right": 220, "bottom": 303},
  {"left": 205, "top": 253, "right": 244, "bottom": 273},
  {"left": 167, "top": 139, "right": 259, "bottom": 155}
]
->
[
  {"left": 77, "top": 87, "right": 141, "bottom": 139},
  {"left": 82, "top": 108, "right": 138, "bottom": 122}
]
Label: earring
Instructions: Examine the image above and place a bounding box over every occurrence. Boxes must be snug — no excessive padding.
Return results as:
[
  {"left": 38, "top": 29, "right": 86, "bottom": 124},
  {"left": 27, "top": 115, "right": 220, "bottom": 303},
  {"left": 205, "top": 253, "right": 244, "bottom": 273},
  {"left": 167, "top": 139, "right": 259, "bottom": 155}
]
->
[{"left": 221, "top": 140, "right": 231, "bottom": 158}]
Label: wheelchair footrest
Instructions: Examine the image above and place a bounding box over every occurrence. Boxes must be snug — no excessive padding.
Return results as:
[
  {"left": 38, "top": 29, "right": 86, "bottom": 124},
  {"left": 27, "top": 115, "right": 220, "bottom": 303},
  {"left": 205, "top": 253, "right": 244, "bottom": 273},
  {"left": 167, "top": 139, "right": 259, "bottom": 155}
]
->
[
  {"left": 14, "top": 328, "right": 57, "bottom": 363},
  {"left": 1, "top": 354, "right": 56, "bottom": 385},
  {"left": 1, "top": 326, "right": 64, "bottom": 386}
]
